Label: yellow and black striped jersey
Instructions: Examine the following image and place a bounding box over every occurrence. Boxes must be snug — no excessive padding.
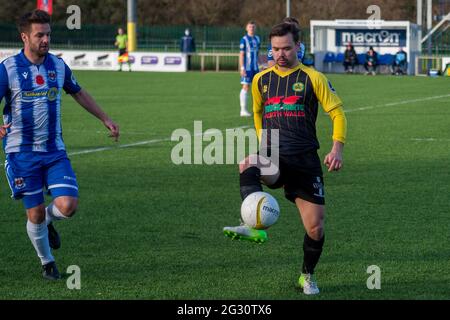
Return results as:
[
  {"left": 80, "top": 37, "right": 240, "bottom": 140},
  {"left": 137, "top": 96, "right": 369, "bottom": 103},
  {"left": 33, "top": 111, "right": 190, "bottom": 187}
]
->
[{"left": 252, "top": 63, "right": 345, "bottom": 155}]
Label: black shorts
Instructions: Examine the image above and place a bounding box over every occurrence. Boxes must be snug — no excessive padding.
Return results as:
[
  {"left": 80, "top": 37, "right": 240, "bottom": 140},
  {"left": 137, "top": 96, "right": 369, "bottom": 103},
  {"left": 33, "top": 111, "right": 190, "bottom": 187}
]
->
[
  {"left": 266, "top": 151, "right": 325, "bottom": 205},
  {"left": 119, "top": 48, "right": 127, "bottom": 56}
]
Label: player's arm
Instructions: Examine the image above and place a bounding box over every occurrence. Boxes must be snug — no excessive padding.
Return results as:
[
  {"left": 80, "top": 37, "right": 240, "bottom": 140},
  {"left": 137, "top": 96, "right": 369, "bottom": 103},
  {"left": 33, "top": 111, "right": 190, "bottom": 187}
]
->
[
  {"left": 71, "top": 89, "right": 120, "bottom": 142},
  {"left": 239, "top": 39, "right": 246, "bottom": 77},
  {"left": 324, "top": 106, "right": 346, "bottom": 172},
  {"left": 0, "top": 63, "right": 11, "bottom": 139},
  {"left": 251, "top": 75, "right": 263, "bottom": 141},
  {"left": 311, "top": 71, "right": 347, "bottom": 172},
  {"left": 63, "top": 62, "right": 119, "bottom": 141}
]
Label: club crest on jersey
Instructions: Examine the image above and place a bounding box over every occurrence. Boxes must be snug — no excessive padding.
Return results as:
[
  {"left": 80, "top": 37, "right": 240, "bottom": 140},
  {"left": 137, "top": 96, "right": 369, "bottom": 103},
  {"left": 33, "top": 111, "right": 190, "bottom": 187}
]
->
[
  {"left": 292, "top": 82, "right": 304, "bottom": 92},
  {"left": 14, "top": 178, "right": 26, "bottom": 189},
  {"left": 263, "top": 85, "right": 268, "bottom": 93},
  {"left": 328, "top": 80, "right": 336, "bottom": 93},
  {"left": 48, "top": 70, "right": 56, "bottom": 82}
]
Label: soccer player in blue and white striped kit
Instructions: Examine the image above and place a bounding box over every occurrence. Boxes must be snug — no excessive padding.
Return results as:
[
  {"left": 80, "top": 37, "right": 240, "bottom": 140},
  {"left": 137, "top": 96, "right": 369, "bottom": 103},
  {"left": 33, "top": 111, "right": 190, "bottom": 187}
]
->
[
  {"left": 0, "top": 10, "right": 120, "bottom": 280},
  {"left": 239, "top": 21, "right": 260, "bottom": 117}
]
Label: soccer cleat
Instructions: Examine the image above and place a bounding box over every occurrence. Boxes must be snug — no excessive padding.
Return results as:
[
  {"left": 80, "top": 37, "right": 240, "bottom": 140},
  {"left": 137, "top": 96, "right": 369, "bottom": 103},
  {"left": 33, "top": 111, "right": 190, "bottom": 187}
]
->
[
  {"left": 240, "top": 111, "right": 252, "bottom": 117},
  {"left": 223, "top": 225, "right": 267, "bottom": 244},
  {"left": 42, "top": 261, "right": 61, "bottom": 280},
  {"left": 47, "top": 222, "right": 61, "bottom": 250},
  {"left": 298, "top": 273, "right": 320, "bottom": 295}
]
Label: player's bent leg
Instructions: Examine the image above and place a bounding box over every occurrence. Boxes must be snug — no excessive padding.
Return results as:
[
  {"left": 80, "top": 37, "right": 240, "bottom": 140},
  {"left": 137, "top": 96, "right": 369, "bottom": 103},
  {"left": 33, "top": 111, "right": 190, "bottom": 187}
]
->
[
  {"left": 223, "top": 155, "right": 280, "bottom": 243},
  {"left": 53, "top": 196, "right": 78, "bottom": 218},
  {"left": 45, "top": 196, "right": 78, "bottom": 250}
]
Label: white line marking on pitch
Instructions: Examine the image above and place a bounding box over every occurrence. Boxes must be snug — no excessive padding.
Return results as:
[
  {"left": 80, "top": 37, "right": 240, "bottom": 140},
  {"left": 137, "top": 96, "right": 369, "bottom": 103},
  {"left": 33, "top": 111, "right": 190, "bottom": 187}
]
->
[
  {"left": 345, "top": 94, "right": 450, "bottom": 113},
  {"left": 68, "top": 125, "right": 251, "bottom": 157},
  {"left": 410, "top": 138, "right": 450, "bottom": 142}
]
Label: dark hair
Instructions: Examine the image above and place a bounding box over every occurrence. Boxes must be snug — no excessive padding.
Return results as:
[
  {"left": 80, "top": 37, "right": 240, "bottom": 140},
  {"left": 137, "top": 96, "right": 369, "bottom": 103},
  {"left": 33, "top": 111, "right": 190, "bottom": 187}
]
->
[
  {"left": 18, "top": 10, "right": 51, "bottom": 34},
  {"left": 247, "top": 20, "right": 256, "bottom": 26},
  {"left": 282, "top": 17, "right": 300, "bottom": 27},
  {"left": 269, "top": 22, "right": 300, "bottom": 43}
]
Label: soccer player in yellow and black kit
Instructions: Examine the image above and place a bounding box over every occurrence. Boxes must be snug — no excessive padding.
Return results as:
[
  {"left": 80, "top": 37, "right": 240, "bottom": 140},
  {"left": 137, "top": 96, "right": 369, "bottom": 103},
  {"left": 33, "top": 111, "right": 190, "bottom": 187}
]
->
[{"left": 223, "top": 22, "right": 347, "bottom": 295}]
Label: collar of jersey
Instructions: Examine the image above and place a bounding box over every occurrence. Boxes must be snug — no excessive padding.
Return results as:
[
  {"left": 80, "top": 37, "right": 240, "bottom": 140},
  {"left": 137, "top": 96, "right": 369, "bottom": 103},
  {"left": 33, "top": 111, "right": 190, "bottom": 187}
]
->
[
  {"left": 272, "top": 63, "right": 302, "bottom": 78},
  {"left": 19, "top": 49, "right": 48, "bottom": 67}
]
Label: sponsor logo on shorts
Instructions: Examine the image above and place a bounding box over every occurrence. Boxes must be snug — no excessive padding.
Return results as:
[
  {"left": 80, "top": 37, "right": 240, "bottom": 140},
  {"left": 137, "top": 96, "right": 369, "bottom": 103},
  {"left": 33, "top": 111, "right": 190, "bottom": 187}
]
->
[
  {"left": 64, "top": 176, "right": 77, "bottom": 181},
  {"left": 14, "top": 177, "right": 26, "bottom": 189},
  {"left": 313, "top": 177, "right": 324, "bottom": 197}
]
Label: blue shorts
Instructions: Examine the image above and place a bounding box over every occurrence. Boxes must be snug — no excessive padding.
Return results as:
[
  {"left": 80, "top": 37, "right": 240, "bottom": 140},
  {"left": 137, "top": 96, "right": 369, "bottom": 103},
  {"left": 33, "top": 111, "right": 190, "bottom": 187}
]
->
[
  {"left": 4, "top": 150, "right": 79, "bottom": 209},
  {"left": 241, "top": 69, "right": 259, "bottom": 85}
]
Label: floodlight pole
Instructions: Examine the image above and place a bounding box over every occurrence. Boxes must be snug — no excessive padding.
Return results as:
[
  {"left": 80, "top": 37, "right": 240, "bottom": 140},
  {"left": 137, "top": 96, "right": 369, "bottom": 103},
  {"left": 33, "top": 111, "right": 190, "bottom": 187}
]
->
[
  {"left": 128, "top": 0, "right": 137, "bottom": 52},
  {"left": 286, "top": 0, "right": 291, "bottom": 17}
]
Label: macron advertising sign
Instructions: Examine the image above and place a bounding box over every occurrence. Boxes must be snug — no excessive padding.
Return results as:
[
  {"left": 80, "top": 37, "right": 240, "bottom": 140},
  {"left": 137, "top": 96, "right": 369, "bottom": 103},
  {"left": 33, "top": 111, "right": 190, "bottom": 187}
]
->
[{"left": 336, "top": 29, "right": 407, "bottom": 47}]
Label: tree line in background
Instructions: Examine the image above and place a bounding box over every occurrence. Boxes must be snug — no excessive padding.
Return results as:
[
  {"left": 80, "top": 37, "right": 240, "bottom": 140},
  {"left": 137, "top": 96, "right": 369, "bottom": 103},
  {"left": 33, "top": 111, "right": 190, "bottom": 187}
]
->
[{"left": 0, "top": 0, "right": 433, "bottom": 28}]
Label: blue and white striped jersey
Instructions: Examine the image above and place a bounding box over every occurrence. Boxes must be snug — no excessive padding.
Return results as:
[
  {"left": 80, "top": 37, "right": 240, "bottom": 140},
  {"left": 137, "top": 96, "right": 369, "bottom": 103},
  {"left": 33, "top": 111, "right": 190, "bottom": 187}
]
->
[
  {"left": 240, "top": 35, "right": 260, "bottom": 72},
  {"left": 0, "top": 50, "right": 81, "bottom": 153}
]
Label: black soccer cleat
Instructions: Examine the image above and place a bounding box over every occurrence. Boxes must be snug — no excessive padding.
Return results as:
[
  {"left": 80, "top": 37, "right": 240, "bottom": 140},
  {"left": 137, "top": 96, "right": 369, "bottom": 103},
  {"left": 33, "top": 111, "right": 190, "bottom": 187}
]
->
[
  {"left": 47, "top": 222, "right": 61, "bottom": 250},
  {"left": 42, "top": 261, "right": 61, "bottom": 280}
]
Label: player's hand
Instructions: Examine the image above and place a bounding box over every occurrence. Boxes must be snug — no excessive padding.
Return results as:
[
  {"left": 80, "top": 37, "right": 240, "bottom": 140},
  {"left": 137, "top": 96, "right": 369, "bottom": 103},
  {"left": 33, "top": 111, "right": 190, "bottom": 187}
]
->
[
  {"left": 324, "top": 148, "right": 343, "bottom": 172},
  {"left": 240, "top": 69, "right": 246, "bottom": 77},
  {"left": 0, "top": 123, "right": 11, "bottom": 139},
  {"left": 103, "top": 119, "right": 120, "bottom": 142}
]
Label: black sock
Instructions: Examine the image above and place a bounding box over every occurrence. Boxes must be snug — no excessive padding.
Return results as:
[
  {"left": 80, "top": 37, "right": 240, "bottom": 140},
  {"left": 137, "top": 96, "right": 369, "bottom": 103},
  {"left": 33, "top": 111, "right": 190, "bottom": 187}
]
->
[
  {"left": 302, "top": 233, "right": 325, "bottom": 275},
  {"left": 239, "top": 167, "right": 263, "bottom": 200}
]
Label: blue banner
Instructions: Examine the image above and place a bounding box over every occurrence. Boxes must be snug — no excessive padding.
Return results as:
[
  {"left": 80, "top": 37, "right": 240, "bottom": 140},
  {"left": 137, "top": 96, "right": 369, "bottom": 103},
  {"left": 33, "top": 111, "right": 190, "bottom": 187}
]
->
[{"left": 336, "top": 29, "right": 406, "bottom": 47}]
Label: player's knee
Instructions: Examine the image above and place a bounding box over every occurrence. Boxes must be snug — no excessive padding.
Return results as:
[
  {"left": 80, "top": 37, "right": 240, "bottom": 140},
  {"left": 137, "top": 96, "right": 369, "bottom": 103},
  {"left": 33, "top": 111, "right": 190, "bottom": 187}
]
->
[
  {"left": 27, "top": 207, "right": 46, "bottom": 224},
  {"left": 239, "top": 155, "right": 258, "bottom": 173},
  {"left": 54, "top": 198, "right": 78, "bottom": 217},
  {"left": 242, "top": 84, "right": 249, "bottom": 91},
  {"left": 307, "top": 225, "right": 324, "bottom": 241}
]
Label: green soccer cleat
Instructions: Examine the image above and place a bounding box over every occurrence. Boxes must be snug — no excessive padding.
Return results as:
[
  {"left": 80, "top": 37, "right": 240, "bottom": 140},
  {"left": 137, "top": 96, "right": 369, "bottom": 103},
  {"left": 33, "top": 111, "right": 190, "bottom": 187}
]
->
[
  {"left": 223, "top": 225, "right": 268, "bottom": 244},
  {"left": 298, "top": 273, "right": 320, "bottom": 295}
]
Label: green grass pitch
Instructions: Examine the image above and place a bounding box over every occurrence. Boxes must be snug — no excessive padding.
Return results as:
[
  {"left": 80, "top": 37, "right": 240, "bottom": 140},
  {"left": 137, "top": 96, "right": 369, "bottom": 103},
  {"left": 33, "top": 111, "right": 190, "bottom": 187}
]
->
[{"left": 0, "top": 70, "right": 449, "bottom": 299}]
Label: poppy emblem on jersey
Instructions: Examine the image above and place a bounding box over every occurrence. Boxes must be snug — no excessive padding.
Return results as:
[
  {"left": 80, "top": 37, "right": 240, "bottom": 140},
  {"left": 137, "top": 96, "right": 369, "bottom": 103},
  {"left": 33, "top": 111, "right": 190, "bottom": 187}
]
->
[
  {"left": 48, "top": 70, "right": 56, "bottom": 82},
  {"left": 47, "top": 87, "right": 59, "bottom": 101},
  {"left": 36, "top": 75, "right": 45, "bottom": 86},
  {"left": 14, "top": 178, "right": 26, "bottom": 189},
  {"left": 292, "top": 82, "right": 304, "bottom": 92}
]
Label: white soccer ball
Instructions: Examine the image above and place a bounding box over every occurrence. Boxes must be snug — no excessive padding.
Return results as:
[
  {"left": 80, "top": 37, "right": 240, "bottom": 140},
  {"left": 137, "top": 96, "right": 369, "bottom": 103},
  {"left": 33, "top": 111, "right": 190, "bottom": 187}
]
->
[{"left": 241, "top": 191, "right": 280, "bottom": 230}]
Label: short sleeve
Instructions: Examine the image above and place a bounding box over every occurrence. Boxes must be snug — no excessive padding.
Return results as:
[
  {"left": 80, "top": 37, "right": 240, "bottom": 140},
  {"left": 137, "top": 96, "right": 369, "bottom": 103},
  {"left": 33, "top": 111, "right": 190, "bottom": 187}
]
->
[
  {"left": 0, "top": 64, "right": 9, "bottom": 103},
  {"left": 63, "top": 62, "right": 82, "bottom": 94},
  {"left": 239, "top": 37, "right": 246, "bottom": 52}
]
